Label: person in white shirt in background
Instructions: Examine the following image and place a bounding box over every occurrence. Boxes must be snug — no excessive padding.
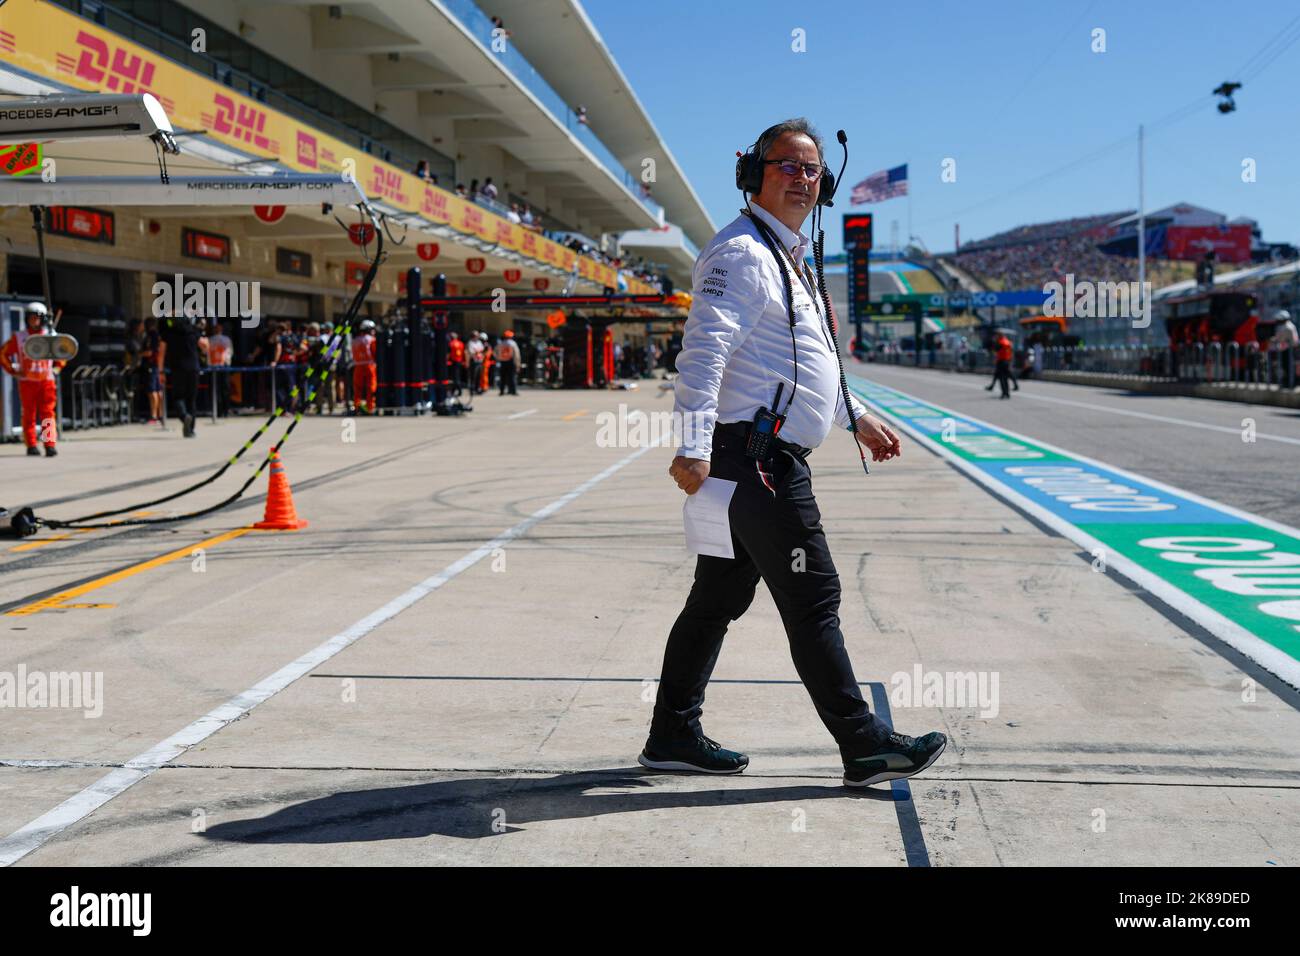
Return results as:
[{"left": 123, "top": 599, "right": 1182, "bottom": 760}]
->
[
  {"left": 466, "top": 331, "right": 486, "bottom": 395},
  {"left": 206, "top": 319, "right": 234, "bottom": 417},
  {"left": 641, "top": 118, "right": 946, "bottom": 787},
  {"left": 1271, "top": 309, "right": 1298, "bottom": 389}
]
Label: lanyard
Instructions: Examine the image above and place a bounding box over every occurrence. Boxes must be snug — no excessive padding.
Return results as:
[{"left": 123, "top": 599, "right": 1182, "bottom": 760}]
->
[{"left": 775, "top": 235, "right": 821, "bottom": 315}]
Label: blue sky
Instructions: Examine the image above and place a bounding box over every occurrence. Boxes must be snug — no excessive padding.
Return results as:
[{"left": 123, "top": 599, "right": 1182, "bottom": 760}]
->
[{"left": 584, "top": 0, "right": 1300, "bottom": 256}]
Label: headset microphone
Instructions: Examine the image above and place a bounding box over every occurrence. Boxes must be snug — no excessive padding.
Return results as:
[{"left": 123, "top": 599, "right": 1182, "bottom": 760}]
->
[
  {"left": 737, "top": 125, "right": 877, "bottom": 476},
  {"left": 812, "top": 129, "right": 874, "bottom": 476}
]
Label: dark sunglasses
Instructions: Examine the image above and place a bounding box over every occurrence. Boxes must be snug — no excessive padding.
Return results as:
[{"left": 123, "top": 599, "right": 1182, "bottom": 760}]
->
[{"left": 763, "top": 159, "right": 827, "bottom": 180}]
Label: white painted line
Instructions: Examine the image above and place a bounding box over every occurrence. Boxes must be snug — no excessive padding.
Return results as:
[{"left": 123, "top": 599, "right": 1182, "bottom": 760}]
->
[
  {"left": 849, "top": 375, "right": 1300, "bottom": 690},
  {"left": 0, "top": 442, "right": 662, "bottom": 867},
  {"left": 507, "top": 408, "right": 538, "bottom": 420},
  {"left": 872, "top": 365, "right": 1300, "bottom": 446}
]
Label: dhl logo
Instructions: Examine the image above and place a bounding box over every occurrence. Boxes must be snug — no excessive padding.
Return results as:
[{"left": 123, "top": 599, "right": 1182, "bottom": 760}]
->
[
  {"left": 369, "top": 165, "right": 409, "bottom": 205},
  {"left": 421, "top": 187, "right": 449, "bottom": 220},
  {"left": 296, "top": 131, "right": 317, "bottom": 169},
  {"left": 204, "top": 93, "right": 277, "bottom": 155},
  {"left": 56, "top": 30, "right": 174, "bottom": 113},
  {"left": 460, "top": 204, "right": 484, "bottom": 234}
]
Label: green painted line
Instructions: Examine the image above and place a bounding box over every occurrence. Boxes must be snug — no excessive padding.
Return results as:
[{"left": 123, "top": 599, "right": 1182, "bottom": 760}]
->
[{"left": 849, "top": 373, "right": 1300, "bottom": 688}]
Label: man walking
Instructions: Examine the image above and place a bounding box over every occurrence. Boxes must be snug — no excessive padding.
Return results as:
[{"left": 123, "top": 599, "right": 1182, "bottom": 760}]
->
[
  {"left": 642, "top": 119, "right": 946, "bottom": 788},
  {"left": 993, "top": 333, "right": 1015, "bottom": 399},
  {"left": 984, "top": 332, "right": 1017, "bottom": 396},
  {"left": 495, "top": 329, "right": 520, "bottom": 396},
  {"left": 159, "top": 309, "right": 203, "bottom": 437}
]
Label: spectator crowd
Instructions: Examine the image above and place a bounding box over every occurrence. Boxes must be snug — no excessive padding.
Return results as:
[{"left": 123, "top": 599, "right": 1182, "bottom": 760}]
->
[{"left": 947, "top": 211, "right": 1187, "bottom": 292}]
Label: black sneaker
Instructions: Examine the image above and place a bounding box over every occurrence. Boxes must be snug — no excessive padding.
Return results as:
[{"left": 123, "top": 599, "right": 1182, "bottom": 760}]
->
[
  {"left": 44, "top": 446, "right": 57, "bottom": 457},
  {"left": 843, "top": 731, "right": 947, "bottom": 788},
  {"left": 26, "top": 446, "right": 40, "bottom": 457},
  {"left": 638, "top": 735, "right": 749, "bottom": 775}
]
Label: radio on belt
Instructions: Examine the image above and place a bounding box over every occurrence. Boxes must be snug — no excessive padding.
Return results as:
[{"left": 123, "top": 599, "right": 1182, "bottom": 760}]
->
[{"left": 745, "top": 383, "right": 787, "bottom": 460}]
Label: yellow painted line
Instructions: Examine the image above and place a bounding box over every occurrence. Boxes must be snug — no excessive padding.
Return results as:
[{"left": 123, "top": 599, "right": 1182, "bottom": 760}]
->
[
  {"left": 561, "top": 409, "right": 589, "bottom": 421},
  {"left": 8, "top": 526, "right": 99, "bottom": 551},
  {"left": 6, "top": 526, "right": 254, "bottom": 617},
  {"left": 9, "top": 534, "right": 70, "bottom": 552}
]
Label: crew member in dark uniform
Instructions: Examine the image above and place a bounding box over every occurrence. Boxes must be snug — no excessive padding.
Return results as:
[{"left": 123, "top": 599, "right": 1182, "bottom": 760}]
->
[{"left": 160, "top": 310, "right": 203, "bottom": 437}]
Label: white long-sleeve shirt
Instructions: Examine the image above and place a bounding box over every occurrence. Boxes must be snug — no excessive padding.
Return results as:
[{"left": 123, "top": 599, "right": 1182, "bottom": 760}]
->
[{"left": 674, "top": 202, "right": 866, "bottom": 460}]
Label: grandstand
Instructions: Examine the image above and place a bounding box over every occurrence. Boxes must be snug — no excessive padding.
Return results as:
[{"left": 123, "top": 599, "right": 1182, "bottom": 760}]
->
[{"left": 946, "top": 211, "right": 1192, "bottom": 292}]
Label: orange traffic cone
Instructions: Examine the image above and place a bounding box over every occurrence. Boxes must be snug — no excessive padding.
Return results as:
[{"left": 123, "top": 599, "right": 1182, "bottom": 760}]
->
[{"left": 254, "top": 450, "right": 308, "bottom": 530}]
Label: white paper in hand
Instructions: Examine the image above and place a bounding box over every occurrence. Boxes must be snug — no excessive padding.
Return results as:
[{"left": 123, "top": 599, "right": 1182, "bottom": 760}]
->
[{"left": 683, "top": 477, "right": 737, "bottom": 559}]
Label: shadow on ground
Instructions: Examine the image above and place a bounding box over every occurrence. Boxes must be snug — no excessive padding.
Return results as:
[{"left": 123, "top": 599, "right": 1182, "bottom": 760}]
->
[{"left": 201, "top": 768, "right": 898, "bottom": 843}]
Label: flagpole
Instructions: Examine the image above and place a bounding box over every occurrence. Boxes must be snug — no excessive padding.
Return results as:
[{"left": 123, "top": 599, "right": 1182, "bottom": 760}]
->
[
  {"left": 1137, "top": 124, "right": 1146, "bottom": 337},
  {"left": 906, "top": 157, "right": 912, "bottom": 251}
]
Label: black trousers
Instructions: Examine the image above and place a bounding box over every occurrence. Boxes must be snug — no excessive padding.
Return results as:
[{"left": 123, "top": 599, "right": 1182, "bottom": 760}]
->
[
  {"left": 1281, "top": 352, "right": 1296, "bottom": 390},
  {"left": 498, "top": 362, "right": 518, "bottom": 395},
  {"left": 993, "top": 359, "right": 1012, "bottom": 397},
  {"left": 170, "top": 366, "right": 199, "bottom": 421},
  {"left": 651, "top": 429, "right": 892, "bottom": 759}
]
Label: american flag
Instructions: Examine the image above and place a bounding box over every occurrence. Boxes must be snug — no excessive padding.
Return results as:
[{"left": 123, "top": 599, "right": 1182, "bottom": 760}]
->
[{"left": 851, "top": 164, "right": 908, "bottom": 204}]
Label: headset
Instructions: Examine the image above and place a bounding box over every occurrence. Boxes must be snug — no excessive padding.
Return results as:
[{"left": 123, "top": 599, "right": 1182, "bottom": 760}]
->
[
  {"left": 735, "top": 126, "right": 838, "bottom": 206},
  {"left": 735, "top": 126, "right": 871, "bottom": 474}
]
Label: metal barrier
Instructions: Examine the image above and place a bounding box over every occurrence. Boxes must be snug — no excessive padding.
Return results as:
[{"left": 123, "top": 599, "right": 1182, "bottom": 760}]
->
[
  {"left": 52, "top": 362, "right": 357, "bottom": 434},
  {"left": 1032, "top": 343, "right": 1297, "bottom": 389},
  {"left": 67, "top": 365, "right": 133, "bottom": 430},
  {"left": 200, "top": 364, "right": 340, "bottom": 419}
]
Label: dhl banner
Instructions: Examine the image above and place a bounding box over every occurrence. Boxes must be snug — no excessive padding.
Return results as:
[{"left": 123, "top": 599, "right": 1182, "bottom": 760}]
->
[{"left": 0, "top": 0, "right": 646, "bottom": 291}]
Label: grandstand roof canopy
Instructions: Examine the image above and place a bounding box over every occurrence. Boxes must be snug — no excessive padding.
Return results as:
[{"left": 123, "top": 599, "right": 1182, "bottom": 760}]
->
[
  {"left": 488, "top": 0, "right": 716, "bottom": 249},
  {"left": 1111, "top": 203, "right": 1226, "bottom": 228},
  {"left": 1153, "top": 259, "right": 1300, "bottom": 300}
]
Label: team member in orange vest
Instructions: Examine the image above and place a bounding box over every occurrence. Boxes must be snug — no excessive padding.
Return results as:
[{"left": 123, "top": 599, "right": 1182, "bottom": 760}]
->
[
  {"left": 989, "top": 333, "right": 1015, "bottom": 400},
  {"left": 447, "top": 330, "right": 466, "bottom": 393},
  {"left": 351, "top": 319, "right": 378, "bottom": 413},
  {"left": 1, "top": 302, "right": 64, "bottom": 457},
  {"left": 480, "top": 336, "right": 495, "bottom": 393},
  {"left": 496, "top": 329, "right": 520, "bottom": 395}
]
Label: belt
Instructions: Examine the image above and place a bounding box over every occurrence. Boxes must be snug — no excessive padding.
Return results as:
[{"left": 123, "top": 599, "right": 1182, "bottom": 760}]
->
[{"left": 714, "top": 421, "right": 812, "bottom": 460}]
